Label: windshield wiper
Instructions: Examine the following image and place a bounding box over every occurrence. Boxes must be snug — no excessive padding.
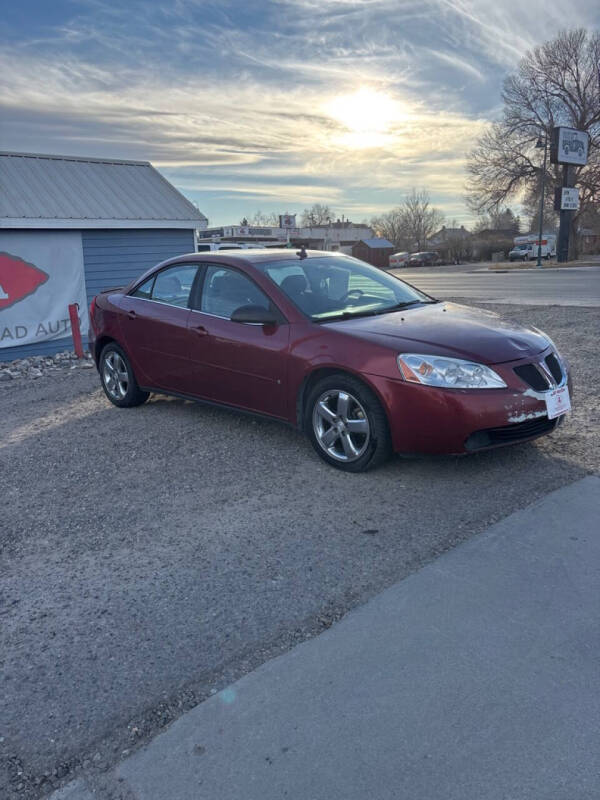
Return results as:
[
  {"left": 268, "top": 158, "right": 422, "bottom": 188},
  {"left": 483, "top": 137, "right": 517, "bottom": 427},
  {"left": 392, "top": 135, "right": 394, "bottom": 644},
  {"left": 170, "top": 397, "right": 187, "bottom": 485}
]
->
[
  {"left": 317, "top": 298, "right": 438, "bottom": 323},
  {"left": 319, "top": 308, "right": 382, "bottom": 322},
  {"left": 370, "top": 299, "right": 438, "bottom": 315}
]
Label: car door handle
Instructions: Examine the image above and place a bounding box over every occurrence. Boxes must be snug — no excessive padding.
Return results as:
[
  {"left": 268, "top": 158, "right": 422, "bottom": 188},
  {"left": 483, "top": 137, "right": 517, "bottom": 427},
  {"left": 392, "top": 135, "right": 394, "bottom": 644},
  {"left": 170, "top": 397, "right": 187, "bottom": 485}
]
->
[
  {"left": 191, "top": 324, "right": 208, "bottom": 336},
  {"left": 127, "top": 309, "right": 137, "bottom": 320}
]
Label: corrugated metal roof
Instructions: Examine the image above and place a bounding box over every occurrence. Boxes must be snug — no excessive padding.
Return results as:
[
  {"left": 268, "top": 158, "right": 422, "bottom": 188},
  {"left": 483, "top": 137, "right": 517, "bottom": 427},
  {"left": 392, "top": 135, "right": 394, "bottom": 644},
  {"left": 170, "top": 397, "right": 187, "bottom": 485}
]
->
[
  {"left": 0, "top": 152, "right": 207, "bottom": 229},
  {"left": 359, "top": 238, "right": 394, "bottom": 248}
]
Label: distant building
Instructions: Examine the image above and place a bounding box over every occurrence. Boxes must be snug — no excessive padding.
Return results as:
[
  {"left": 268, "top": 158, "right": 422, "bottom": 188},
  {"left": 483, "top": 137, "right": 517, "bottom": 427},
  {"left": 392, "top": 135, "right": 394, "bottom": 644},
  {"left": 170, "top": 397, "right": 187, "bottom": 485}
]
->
[
  {"left": 429, "top": 225, "right": 472, "bottom": 263},
  {"left": 428, "top": 225, "right": 470, "bottom": 247},
  {"left": 197, "top": 219, "right": 374, "bottom": 254},
  {"left": 0, "top": 151, "right": 206, "bottom": 361},
  {"left": 198, "top": 225, "right": 285, "bottom": 247},
  {"left": 578, "top": 227, "right": 600, "bottom": 254},
  {"left": 294, "top": 220, "right": 374, "bottom": 254},
  {"left": 351, "top": 238, "right": 394, "bottom": 269}
]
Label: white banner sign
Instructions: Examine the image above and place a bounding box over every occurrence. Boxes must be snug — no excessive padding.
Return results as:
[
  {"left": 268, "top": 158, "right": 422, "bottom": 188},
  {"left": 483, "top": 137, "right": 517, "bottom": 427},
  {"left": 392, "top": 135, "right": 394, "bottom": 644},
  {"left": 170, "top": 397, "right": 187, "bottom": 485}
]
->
[
  {"left": 560, "top": 187, "right": 580, "bottom": 210},
  {"left": 0, "top": 231, "right": 88, "bottom": 349}
]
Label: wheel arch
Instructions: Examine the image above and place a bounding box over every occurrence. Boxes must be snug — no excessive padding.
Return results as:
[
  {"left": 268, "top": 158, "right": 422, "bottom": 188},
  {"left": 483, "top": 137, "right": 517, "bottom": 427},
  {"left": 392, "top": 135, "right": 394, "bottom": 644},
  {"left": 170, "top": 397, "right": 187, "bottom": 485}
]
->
[
  {"left": 295, "top": 366, "right": 391, "bottom": 432},
  {"left": 95, "top": 335, "right": 120, "bottom": 364}
]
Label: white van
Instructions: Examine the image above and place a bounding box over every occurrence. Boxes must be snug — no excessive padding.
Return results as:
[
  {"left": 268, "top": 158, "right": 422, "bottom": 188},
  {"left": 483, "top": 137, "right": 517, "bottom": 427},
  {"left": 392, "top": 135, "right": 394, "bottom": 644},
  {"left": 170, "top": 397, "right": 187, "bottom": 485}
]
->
[{"left": 388, "top": 251, "right": 410, "bottom": 268}]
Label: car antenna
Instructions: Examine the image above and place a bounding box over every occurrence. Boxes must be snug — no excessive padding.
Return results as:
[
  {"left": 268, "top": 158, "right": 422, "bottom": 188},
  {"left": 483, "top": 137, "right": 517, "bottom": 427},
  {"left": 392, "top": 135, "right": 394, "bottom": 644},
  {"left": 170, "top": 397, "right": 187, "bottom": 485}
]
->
[{"left": 296, "top": 245, "right": 307, "bottom": 260}]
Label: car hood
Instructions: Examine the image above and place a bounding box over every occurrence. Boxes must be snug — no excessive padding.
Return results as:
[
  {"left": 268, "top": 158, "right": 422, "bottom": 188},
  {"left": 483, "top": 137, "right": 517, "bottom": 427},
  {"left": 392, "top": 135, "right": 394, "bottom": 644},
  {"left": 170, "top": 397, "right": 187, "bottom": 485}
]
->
[{"left": 325, "top": 302, "right": 550, "bottom": 364}]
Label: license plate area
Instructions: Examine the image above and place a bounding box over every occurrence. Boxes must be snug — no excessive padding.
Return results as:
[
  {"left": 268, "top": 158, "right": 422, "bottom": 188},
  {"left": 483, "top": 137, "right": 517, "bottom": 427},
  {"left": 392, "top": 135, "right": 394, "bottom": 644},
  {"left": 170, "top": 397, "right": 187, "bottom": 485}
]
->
[{"left": 545, "top": 385, "right": 571, "bottom": 419}]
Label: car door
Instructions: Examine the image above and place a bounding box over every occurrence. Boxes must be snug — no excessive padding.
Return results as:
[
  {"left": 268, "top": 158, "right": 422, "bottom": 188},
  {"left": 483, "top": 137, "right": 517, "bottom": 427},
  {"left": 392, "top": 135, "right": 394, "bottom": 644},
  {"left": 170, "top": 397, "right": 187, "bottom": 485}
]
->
[
  {"left": 188, "top": 264, "right": 290, "bottom": 418},
  {"left": 120, "top": 263, "right": 199, "bottom": 393}
]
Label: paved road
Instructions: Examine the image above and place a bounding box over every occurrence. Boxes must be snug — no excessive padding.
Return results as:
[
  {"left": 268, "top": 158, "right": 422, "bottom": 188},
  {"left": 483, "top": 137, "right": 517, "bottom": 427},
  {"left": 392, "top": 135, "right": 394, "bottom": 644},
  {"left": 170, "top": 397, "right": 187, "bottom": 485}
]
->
[
  {"left": 390, "top": 266, "right": 600, "bottom": 306},
  {"left": 1, "top": 302, "right": 597, "bottom": 799}
]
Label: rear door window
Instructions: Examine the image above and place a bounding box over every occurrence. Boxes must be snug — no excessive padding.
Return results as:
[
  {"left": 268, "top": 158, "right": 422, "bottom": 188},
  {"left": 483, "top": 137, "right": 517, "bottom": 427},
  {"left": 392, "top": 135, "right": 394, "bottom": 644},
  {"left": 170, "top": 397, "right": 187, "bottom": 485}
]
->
[
  {"left": 151, "top": 265, "right": 199, "bottom": 308},
  {"left": 132, "top": 276, "right": 155, "bottom": 299}
]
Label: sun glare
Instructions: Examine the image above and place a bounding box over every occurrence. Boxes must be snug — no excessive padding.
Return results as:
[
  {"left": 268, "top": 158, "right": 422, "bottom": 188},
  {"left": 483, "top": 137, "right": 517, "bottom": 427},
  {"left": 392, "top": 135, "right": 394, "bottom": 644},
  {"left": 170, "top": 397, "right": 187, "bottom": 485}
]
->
[{"left": 327, "top": 88, "right": 402, "bottom": 148}]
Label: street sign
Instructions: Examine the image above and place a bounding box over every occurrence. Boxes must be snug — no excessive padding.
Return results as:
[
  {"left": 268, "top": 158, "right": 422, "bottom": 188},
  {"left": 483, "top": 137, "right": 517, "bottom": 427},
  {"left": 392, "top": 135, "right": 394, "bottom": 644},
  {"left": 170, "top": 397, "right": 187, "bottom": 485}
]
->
[
  {"left": 554, "top": 187, "right": 580, "bottom": 211},
  {"left": 279, "top": 214, "right": 296, "bottom": 229},
  {"left": 550, "top": 127, "right": 589, "bottom": 166},
  {"left": 560, "top": 187, "right": 579, "bottom": 210}
]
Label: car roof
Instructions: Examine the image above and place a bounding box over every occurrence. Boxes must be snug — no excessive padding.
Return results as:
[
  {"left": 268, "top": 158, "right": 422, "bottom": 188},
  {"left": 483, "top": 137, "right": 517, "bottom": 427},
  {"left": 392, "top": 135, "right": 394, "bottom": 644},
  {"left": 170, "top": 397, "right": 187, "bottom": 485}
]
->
[{"left": 165, "top": 248, "right": 348, "bottom": 266}]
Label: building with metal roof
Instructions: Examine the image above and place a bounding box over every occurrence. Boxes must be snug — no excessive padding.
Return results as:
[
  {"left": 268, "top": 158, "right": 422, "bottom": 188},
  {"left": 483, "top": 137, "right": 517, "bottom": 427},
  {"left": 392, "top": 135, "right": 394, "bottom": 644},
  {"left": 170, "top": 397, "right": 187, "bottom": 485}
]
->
[
  {"left": 351, "top": 237, "right": 394, "bottom": 269},
  {"left": 0, "top": 151, "right": 207, "bottom": 229},
  {"left": 0, "top": 151, "right": 207, "bottom": 361}
]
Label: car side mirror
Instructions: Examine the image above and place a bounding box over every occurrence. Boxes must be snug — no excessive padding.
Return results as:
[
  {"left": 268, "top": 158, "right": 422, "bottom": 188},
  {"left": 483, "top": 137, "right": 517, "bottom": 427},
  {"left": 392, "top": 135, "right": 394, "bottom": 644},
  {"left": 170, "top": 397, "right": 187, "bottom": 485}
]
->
[{"left": 230, "top": 304, "right": 278, "bottom": 326}]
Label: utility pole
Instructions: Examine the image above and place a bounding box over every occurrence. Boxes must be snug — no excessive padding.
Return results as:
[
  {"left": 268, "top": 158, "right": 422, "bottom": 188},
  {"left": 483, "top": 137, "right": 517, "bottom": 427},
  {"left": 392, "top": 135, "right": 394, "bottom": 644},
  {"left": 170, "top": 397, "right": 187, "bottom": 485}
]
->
[{"left": 535, "top": 134, "right": 548, "bottom": 268}]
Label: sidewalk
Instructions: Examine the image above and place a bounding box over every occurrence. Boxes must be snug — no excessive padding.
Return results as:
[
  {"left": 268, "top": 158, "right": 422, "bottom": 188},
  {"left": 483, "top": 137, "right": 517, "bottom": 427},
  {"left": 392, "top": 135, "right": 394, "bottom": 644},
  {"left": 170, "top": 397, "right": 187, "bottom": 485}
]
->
[{"left": 53, "top": 476, "right": 600, "bottom": 800}]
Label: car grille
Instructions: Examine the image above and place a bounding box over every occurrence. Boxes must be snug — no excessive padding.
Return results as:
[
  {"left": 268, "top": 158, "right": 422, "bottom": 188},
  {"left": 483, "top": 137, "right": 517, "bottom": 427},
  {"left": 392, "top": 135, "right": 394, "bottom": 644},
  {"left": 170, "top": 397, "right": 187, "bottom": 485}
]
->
[
  {"left": 465, "top": 416, "right": 557, "bottom": 451},
  {"left": 545, "top": 352, "right": 563, "bottom": 384},
  {"left": 513, "top": 352, "right": 564, "bottom": 391}
]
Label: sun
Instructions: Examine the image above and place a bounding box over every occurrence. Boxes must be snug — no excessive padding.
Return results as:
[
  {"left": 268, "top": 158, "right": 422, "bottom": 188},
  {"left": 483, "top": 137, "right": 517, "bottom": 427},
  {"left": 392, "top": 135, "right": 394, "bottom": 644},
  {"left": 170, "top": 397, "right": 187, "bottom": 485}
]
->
[{"left": 326, "top": 87, "right": 402, "bottom": 147}]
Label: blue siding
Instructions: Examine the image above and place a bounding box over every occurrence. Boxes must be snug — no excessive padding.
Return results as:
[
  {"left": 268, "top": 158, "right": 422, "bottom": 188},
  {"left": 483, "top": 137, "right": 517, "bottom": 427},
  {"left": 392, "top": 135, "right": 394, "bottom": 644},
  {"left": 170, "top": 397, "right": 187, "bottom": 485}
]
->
[
  {"left": 0, "top": 228, "right": 195, "bottom": 362},
  {"left": 82, "top": 228, "right": 195, "bottom": 304}
]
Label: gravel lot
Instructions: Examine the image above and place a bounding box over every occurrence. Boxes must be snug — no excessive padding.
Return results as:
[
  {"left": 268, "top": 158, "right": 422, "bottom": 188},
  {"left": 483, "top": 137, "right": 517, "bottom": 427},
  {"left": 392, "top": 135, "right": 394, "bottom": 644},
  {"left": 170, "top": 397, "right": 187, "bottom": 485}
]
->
[{"left": 1, "top": 301, "right": 598, "bottom": 799}]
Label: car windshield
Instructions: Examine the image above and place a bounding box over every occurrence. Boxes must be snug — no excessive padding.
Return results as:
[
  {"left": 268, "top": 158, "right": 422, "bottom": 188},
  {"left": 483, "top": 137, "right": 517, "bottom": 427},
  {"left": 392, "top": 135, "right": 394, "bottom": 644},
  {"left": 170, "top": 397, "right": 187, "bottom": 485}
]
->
[{"left": 258, "top": 255, "right": 435, "bottom": 322}]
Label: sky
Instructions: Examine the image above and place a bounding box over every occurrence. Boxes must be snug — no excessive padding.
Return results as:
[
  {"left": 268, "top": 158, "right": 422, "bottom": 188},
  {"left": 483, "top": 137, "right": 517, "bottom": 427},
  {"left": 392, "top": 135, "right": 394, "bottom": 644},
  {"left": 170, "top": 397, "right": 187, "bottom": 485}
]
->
[{"left": 1, "top": 0, "right": 598, "bottom": 227}]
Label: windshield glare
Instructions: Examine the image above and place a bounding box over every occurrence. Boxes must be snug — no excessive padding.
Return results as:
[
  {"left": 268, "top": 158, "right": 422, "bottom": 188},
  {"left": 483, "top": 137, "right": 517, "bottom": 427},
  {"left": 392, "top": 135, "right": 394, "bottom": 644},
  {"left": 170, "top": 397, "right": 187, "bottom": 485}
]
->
[{"left": 259, "top": 255, "right": 433, "bottom": 321}]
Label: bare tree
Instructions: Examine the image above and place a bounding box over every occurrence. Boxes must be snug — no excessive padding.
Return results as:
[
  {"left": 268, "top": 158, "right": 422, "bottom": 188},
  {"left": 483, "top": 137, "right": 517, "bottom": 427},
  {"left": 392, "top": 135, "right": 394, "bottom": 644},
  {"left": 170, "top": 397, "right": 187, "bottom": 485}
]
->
[
  {"left": 467, "top": 29, "right": 600, "bottom": 257},
  {"left": 472, "top": 207, "right": 521, "bottom": 234},
  {"left": 370, "top": 208, "right": 410, "bottom": 250},
  {"left": 371, "top": 190, "right": 444, "bottom": 251},
  {"left": 402, "top": 189, "right": 445, "bottom": 251},
  {"left": 242, "top": 210, "right": 280, "bottom": 226},
  {"left": 301, "top": 204, "right": 334, "bottom": 226}
]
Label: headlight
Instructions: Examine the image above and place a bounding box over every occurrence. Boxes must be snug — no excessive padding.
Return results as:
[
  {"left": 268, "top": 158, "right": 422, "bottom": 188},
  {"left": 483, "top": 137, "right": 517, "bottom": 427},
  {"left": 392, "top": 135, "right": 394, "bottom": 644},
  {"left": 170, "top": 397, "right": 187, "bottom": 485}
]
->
[{"left": 397, "top": 354, "right": 506, "bottom": 389}]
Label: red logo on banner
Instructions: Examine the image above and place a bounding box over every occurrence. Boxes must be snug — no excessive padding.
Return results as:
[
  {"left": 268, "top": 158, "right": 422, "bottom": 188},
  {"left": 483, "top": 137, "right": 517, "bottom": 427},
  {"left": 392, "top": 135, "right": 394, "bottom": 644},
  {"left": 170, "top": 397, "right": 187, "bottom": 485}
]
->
[{"left": 0, "top": 252, "right": 49, "bottom": 311}]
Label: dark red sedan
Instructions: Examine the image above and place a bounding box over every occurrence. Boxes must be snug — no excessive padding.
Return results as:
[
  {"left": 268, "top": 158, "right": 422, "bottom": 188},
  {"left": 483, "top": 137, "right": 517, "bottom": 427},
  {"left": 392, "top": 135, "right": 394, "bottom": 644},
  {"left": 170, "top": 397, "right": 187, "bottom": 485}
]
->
[{"left": 89, "top": 250, "right": 571, "bottom": 471}]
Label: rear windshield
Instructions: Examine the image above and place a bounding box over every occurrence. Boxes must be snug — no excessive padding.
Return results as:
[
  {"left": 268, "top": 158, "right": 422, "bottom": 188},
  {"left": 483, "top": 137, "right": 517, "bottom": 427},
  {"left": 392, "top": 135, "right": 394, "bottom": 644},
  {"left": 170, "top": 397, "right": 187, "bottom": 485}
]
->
[{"left": 256, "top": 255, "right": 434, "bottom": 322}]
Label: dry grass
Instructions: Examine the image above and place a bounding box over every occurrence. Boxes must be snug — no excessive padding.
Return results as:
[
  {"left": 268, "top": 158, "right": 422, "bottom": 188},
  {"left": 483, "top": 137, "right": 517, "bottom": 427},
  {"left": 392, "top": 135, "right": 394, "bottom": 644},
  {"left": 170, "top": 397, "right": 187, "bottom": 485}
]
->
[{"left": 486, "top": 259, "right": 596, "bottom": 271}]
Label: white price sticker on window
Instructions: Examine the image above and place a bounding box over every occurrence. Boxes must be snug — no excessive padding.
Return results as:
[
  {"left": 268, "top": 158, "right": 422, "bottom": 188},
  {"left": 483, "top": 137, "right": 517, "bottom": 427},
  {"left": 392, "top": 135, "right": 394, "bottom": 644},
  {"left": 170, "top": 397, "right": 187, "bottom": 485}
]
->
[{"left": 545, "top": 385, "right": 571, "bottom": 419}]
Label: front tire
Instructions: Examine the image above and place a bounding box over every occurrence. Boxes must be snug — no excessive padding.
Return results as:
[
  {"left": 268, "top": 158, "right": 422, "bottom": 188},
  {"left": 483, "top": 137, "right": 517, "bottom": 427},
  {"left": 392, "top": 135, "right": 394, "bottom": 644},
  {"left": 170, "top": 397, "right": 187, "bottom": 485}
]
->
[
  {"left": 305, "top": 374, "right": 391, "bottom": 472},
  {"left": 99, "top": 343, "right": 149, "bottom": 408}
]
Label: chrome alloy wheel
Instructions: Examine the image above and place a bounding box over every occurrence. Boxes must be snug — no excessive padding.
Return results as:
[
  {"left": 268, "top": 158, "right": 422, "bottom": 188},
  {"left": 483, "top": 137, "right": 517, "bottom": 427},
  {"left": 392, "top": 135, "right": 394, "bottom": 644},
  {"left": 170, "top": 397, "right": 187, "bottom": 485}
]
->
[
  {"left": 312, "top": 390, "right": 370, "bottom": 463},
  {"left": 102, "top": 351, "right": 129, "bottom": 400}
]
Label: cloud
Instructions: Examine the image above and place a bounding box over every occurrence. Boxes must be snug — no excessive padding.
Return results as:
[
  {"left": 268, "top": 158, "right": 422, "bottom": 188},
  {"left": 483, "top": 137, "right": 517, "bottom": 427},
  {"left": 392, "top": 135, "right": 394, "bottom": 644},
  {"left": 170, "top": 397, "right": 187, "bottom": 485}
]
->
[{"left": 1, "top": 0, "right": 598, "bottom": 225}]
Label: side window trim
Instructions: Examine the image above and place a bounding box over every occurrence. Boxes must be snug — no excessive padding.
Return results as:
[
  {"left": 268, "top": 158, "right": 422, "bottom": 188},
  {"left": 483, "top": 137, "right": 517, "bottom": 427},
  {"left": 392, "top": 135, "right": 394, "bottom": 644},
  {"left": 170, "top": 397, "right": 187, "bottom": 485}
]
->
[{"left": 129, "top": 264, "right": 201, "bottom": 310}]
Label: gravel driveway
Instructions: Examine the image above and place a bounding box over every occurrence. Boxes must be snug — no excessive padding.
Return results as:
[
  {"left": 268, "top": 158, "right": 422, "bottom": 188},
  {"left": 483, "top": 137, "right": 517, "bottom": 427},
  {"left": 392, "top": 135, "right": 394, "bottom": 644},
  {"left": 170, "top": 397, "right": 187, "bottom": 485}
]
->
[{"left": 1, "top": 301, "right": 597, "bottom": 799}]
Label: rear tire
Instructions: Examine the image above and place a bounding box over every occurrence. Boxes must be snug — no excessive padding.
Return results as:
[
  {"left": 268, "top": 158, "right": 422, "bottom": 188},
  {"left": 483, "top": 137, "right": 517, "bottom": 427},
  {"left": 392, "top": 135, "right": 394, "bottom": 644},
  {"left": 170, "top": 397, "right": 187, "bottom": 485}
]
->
[
  {"left": 305, "top": 374, "right": 392, "bottom": 472},
  {"left": 99, "top": 342, "right": 149, "bottom": 408}
]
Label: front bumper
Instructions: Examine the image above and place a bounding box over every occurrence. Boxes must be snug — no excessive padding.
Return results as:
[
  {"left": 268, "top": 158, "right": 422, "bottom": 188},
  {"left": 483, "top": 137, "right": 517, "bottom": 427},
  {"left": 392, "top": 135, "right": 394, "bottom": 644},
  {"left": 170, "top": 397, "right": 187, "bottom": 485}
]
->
[{"left": 366, "top": 351, "right": 572, "bottom": 455}]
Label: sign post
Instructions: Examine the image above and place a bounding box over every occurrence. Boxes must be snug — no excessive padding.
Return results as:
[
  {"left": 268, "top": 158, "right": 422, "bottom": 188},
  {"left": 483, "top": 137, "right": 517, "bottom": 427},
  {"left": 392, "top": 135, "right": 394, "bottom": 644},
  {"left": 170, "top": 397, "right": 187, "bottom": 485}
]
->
[
  {"left": 550, "top": 127, "right": 589, "bottom": 262},
  {"left": 535, "top": 134, "right": 548, "bottom": 268}
]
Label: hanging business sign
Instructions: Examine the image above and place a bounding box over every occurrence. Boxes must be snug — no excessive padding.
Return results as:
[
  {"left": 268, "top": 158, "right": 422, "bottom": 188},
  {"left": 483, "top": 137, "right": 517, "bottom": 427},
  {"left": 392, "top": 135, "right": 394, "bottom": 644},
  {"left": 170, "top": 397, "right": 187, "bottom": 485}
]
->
[
  {"left": 550, "top": 126, "right": 589, "bottom": 166},
  {"left": 554, "top": 187, "right": 580, "bottom": 211},
  {"left": 279, "top": 214, "right": 296, "bottom": 229},
  {"left": 0, "top": 231, "right": 88, "bottom": 349}
]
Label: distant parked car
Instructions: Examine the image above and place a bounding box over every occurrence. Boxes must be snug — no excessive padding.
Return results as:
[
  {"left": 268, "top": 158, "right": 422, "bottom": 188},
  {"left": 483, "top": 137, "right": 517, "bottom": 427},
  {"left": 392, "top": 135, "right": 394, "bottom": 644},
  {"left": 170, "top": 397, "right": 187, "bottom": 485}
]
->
[
  {"left": 389, "top": 251, "right": 410, "bottom": 268},
  {"left": 89, "top": 249, "right": 571, "bottom": 472},
  {"left": 408, "top": 252, "right": 439, "bottom": 267}
]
